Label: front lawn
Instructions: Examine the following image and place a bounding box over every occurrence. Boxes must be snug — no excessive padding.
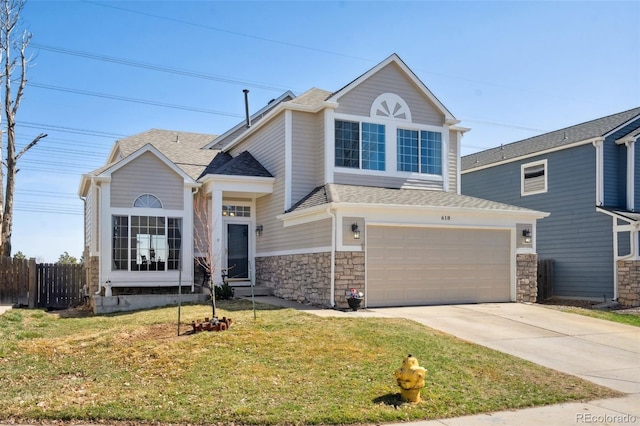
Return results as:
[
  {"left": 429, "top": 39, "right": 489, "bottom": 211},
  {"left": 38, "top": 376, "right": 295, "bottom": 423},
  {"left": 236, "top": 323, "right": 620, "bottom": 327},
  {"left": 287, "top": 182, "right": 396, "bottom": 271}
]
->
[{"left": 0, "top": 300, "right": 620, "bottom": 425}]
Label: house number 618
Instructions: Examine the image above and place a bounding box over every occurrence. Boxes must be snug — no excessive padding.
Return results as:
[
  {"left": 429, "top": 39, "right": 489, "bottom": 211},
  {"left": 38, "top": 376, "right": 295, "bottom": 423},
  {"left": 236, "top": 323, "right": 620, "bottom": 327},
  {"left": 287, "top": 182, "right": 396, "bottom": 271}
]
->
[{"left": 441, "top": 215, "right": 451, "bottom": 221}]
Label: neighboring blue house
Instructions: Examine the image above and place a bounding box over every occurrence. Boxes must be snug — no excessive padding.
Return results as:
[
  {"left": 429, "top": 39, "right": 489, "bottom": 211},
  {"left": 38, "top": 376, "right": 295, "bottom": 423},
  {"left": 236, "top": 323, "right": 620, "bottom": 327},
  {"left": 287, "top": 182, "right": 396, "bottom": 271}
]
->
[{"left": 461, "top": 108, "right": 640, "bottom": 304}]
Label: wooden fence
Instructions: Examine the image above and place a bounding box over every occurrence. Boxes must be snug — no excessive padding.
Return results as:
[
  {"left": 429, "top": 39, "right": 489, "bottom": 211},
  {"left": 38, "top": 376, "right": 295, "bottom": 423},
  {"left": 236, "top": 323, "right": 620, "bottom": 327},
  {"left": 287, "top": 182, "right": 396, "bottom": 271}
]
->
[
  {"left": 0, "top": 257, "right": 85, "bottom": 309},
  {"left": 537, "top": 259, "right": 554, "bottom": 301},
  {"left": 0, "top": 256, "right": 32, "bottom": 306}
]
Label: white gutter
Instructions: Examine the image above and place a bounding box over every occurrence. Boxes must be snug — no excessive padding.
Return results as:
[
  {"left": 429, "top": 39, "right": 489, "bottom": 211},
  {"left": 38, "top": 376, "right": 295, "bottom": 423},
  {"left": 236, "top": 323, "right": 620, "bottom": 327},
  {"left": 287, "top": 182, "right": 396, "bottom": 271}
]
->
[{"left": 327, "top": 206, "right": 336, "bottom": 308}]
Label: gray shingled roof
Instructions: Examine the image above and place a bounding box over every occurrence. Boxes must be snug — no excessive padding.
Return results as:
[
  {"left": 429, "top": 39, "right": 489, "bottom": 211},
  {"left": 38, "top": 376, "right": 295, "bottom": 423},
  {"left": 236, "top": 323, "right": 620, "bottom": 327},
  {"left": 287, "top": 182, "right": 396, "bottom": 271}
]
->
[
  {"left": 94, "top": 129, "right": 219, "bottom": 180},
  {"left": 462, "top": 107, "right": 640, "bottom": 170},
  {"left": 200, "top": 151, "right": 272, "bottom": 179},
  {"left": 289, "top": 88, "right": 333, "bottom": 107},
  {"left": 209, "top": 91, "right": 295, "bottom": 150},
  {"left": 287, "top": 184, "right": 539, "bottom": 214}
]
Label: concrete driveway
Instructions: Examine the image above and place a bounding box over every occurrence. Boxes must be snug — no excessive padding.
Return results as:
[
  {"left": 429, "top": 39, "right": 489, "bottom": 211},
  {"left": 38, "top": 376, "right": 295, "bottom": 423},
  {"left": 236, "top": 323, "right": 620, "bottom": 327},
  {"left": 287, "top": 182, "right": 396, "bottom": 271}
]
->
[{"left": 369, "top": 303, "right": 640, "bottom": 394}]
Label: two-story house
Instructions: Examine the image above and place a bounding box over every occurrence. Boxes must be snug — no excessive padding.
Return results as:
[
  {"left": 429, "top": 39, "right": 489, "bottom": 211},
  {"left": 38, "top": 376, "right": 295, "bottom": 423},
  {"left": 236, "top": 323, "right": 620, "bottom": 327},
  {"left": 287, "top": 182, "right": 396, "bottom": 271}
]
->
[
  {"left": 461, "top": 108, "right": 640, "bottom": 306},
  {"left": 79, "top": 54, "right": 547, "bottom": 314}
]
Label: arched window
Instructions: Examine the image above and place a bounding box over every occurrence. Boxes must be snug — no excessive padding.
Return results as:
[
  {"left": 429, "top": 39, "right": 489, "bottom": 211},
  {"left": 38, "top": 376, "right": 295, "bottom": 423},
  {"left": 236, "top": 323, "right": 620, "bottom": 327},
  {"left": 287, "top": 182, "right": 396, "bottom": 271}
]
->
[{"left": 133, "top": 194, "right": 162, "bottom": 208}]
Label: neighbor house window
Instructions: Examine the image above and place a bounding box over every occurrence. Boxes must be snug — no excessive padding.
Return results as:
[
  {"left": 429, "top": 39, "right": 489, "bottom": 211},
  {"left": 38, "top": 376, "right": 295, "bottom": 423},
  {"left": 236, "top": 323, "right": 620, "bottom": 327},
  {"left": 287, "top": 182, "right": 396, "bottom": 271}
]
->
[
  {"left": 521, "top": 160, "right": 547, "bottom": 196},
  {"left": 335, "top": 120, "right": 386, "bottom": 171},
  {"left": 112, "top": 215, "right": 182, "bottom": 271},
  {"left": 397, "top": 128, "right": 442, "bottom": 175}
]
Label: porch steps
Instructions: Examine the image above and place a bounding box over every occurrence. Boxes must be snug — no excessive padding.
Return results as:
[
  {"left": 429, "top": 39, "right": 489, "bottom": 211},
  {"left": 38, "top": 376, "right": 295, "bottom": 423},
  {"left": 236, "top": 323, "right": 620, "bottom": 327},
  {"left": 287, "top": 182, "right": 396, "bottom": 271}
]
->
[{"left": 232, "top": 285, "right": 272, "bottom": 297}]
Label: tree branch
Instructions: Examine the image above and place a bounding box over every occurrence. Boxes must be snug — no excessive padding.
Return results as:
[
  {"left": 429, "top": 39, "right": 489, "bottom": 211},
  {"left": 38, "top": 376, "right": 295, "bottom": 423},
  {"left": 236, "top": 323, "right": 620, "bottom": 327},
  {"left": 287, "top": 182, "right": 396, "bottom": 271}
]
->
[{"left": 15, "top": 132, "right": 46, "bottom": 161}]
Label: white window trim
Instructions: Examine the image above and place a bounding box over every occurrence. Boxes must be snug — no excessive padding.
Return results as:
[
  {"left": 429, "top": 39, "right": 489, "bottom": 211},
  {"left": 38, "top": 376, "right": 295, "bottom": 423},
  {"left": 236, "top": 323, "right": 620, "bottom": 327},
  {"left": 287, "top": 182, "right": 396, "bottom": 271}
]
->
[
  {"left": 521, "top": 159, "right": 548, "bottom": 196},
  {"left": 333, "top": 112, "right": 447, "bottom": 181}
]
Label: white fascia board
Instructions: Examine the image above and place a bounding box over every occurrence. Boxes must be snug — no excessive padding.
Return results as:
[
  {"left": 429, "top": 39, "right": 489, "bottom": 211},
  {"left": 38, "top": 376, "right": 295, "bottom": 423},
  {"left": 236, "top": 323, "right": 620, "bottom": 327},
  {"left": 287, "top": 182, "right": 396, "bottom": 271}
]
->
[
  {"left": 603, "top": 115, "right": 640, "bottom": 139},
  {"left": 200, "top": 174, "right": 275, "bottom": 194},
  {"left": 461, "top": 137, "right": 605, "bottom": 174},
  {"left": 277, "top": 204, "right": 334, "bottom": 227},
  {"left": 450, "top": 125, "right": 471, "bottom": 133},
  {"left": 100, "top": 143, "right": 197, "bottom": 184},
  {"left": 78, "top": 174, "right": 110, "bottom": 197},
  {"left": 326, "top": 53, "right": 457, "bottom": 123},
  {"left": 217, "top": 100, "right": 338, "bottom": 153}
]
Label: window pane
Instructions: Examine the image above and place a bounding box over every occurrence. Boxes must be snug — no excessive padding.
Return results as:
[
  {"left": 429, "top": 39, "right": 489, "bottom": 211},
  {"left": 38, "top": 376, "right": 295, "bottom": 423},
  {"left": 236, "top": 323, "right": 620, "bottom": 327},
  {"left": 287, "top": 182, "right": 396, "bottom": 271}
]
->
[
  {"left": 420, "top": 131, "right": 442, "bottom": 175},
  {"left": 397, "top": 128, "right": 418, "bottom": 172},
  {"left": 362, "top": 123, "right": 385, "bottom": 171},
  {"left": 335, "top": 120, "right": 360, "bottom": 168},
  {"left": 168, "top": 218, "right": 182, "bottom": 270},
  {"left": 112, "top": 216, "right": 128, "bottom": 270}
]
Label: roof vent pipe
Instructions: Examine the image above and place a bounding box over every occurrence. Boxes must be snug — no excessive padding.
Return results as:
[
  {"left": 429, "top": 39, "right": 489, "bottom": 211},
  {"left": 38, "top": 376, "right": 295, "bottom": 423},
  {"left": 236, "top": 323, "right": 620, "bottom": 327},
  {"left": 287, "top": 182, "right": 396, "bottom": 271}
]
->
[{"left": 243, "top": 89, "right": 251, "bottom": 128}]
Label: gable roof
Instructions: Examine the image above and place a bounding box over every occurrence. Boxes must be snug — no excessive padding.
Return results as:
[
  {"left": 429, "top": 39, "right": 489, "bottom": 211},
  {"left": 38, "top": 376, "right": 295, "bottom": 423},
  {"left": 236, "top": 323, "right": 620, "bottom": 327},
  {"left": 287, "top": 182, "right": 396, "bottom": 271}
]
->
[
  {"left": 462, "top": 107, "right": 640, "bottom": 171},
  {"left": 326, "top": 53, "right": 458, "bottom": 124},
  {"left": 105, "top": 129, "right": 219, "bottom": 180},
  {"left": 198, "top": 151, "right": 272, "bottom": 179},
  {"left": 286, "top": 183, "right": 544, "bottom": 216},
  {"left": 205, "top": 91, "right": 296, "bottom": 150}
]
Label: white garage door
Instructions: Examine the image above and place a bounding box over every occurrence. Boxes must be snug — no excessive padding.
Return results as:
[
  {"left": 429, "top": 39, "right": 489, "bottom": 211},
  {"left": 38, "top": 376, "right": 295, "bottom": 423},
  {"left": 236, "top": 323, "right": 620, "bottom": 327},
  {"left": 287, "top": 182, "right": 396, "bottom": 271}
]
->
[{"left": 367, "top": 226, "right": 511, "bottom": 307}]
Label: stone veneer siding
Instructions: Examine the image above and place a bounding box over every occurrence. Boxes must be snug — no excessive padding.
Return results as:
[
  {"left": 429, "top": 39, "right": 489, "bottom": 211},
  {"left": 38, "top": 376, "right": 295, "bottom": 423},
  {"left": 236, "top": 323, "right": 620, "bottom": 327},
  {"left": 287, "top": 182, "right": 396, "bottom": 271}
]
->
[
  {"left": 257, "top": 251, "right": 538, "bottom": 307},
  {"left": 618, "top": 260, "right": 640, "bottom": 307},
  {"left": 516, "top": 253, "right": 538, "bottom": 303},
  {"left": 256, "top": 253, "right": 332, "bottom": 307},
  {"left": 255, "top": 251, "right": 365, "bottom": 309},
  {"left": 334, "top": 251, "right": 366, "bottom": 310},
  {"left": 87, "top": 254, "right": 100, "bottom": 295}
]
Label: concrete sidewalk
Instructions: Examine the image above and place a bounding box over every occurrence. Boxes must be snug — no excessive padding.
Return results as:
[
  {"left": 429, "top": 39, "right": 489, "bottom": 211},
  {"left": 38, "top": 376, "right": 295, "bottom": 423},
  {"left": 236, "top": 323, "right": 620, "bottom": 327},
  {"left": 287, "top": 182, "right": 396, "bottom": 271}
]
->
[
  {"left": 246, "top": 297, "right": 640, "bottom": 425},
  {"left": 0, "top": 305, "right": 11, "bottom": 315}
]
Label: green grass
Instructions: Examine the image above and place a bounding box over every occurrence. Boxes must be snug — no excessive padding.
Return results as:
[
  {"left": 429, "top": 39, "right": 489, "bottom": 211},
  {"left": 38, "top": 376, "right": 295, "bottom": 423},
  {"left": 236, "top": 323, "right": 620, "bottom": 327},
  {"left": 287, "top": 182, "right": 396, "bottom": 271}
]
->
[
  {"left": 545, "top": 306, "right": 640, "bottom": 327},
  {"left": 0, "top": 301, "right": 620, "bottom": 425}
]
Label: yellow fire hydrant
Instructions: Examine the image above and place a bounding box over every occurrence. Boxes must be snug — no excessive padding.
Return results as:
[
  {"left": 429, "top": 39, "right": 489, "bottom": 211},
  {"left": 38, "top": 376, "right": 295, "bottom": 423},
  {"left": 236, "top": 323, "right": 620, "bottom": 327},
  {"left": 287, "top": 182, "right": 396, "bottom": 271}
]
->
[{"left": 394, "top": 354, "right": 427, "bottom": 403}]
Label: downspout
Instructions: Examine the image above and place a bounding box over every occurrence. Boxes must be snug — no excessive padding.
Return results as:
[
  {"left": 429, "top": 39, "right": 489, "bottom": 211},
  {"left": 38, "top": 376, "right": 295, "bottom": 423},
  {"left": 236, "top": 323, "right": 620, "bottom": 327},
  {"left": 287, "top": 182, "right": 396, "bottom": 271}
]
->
[
  {"left": 191, "top": 186, "right": 199, "bottom": 292},
  {"left": 92, "top": 178, "right": 103, "bottom": 295},
  {"left": 327, "top": 206, "right": 336, "bottom": 308}
]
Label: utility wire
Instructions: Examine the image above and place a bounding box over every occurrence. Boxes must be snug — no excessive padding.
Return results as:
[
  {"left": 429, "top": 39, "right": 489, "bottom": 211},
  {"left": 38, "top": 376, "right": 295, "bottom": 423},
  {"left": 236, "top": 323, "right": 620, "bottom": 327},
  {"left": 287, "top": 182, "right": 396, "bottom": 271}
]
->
[
  {"left": 29, "top": 82, "right": 244, "bottom": 117},
  {"left": 30, "top": 42, "right": 293, "bottom": 93}
]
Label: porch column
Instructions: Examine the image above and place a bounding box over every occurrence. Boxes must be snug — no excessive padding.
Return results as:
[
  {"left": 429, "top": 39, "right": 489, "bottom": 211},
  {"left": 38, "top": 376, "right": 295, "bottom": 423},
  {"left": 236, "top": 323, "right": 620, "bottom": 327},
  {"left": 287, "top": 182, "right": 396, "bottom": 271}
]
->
[{"left": 211, "top": 188, "right": 224, "bottom": 286}]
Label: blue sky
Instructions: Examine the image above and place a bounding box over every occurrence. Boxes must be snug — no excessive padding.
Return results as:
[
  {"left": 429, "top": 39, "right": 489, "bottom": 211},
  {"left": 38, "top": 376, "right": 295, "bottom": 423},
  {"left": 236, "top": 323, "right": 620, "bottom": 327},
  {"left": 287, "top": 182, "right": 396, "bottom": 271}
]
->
[{"left": 9, "top": 0, "right": 640, "bottom": 262}]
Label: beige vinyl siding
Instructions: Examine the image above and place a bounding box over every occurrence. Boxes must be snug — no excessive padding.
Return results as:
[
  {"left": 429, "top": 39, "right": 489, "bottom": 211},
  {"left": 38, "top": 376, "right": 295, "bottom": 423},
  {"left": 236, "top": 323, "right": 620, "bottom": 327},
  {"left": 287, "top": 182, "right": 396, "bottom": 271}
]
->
[
  {"left": 229, "top": 113, "right": 332, "bottom": 253},
  {"left": 336, "top": 63, "right": 443, "bottom": 126},
  {"left": 291, "top": 111, "right": 322, "bottom": 206},
  {"left": 334, "top": 172, "right": 443, "bottom": 190},
  {"left": 84, "top": 186, "right": 93, "bottom": 248},
  {"left": 448, "top": 129, "right": 458, "bottom": 193},
  {"left": 315, "top": 112, "right": 325, "bottom": 187},
  {"left": 110, "top": 152, "right": 184, "bottom": 209}
]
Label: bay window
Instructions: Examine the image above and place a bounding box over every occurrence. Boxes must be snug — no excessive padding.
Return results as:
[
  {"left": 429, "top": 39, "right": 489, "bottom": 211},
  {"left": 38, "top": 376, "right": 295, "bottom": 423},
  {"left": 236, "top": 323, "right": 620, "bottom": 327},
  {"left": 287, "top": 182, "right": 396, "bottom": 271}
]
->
[{"left": 112, "top": 215, "right": 182, "bottom": 271}]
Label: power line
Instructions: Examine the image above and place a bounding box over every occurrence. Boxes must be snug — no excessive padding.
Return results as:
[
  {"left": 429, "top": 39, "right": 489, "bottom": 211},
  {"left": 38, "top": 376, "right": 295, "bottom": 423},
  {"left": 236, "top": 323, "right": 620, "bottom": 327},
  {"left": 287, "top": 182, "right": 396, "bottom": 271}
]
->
[
  {"left": 16, "top": 121, "right": 126, "bottom": 138},
  {"left": 82, "top": 0, "right": 372, "bottom": 64},
  {"left": 29, "top": 82, "right": 244, "bottom": 118},
  {"left": 30, "top": 42, "right": 293, "bottom": 93}
]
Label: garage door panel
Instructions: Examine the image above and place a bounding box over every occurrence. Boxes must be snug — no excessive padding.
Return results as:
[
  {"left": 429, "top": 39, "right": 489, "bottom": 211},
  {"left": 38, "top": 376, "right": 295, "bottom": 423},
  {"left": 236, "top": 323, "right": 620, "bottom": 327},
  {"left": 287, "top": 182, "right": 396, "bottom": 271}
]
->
[{"left": 367, "top": 226, "right": 511, "bottom": 307}]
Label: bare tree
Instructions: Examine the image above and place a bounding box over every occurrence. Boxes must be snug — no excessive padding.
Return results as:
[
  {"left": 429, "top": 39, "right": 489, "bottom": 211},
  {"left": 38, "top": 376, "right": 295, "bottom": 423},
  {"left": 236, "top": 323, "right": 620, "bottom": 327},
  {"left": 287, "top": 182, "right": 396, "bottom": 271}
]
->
[
  {"left": 0, "top": 0, "right": 47, "bottom": 256},
  {"left": 193, "top": 190, "right": 218, "bottom": 318}
]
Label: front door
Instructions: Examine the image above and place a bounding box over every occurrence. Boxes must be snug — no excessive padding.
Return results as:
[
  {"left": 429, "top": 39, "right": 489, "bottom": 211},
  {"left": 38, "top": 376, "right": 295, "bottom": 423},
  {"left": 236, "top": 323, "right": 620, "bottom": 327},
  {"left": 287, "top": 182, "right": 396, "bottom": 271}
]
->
[{"left": 226, "top": 223, "right": 249, "bottom": 279}]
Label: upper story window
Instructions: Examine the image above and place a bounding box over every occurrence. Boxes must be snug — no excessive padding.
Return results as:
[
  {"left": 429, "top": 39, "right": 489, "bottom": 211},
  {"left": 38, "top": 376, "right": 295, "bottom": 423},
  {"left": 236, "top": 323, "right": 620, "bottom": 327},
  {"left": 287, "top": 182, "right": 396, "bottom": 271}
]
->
[
  {"left": 134, "top": 194, "right": 162, "bottom": 208},
  {"left": 397, "top": 129, "right": 442, "bottom": 175},
  {"left": 335, "top": 120, "right": 386, "bottom": 171},
  {"left": 521, "top": 160, "right": 547, "bottom": 196},
  {"left": 333, "top": 93, "right": 445, "bottom": 179}
]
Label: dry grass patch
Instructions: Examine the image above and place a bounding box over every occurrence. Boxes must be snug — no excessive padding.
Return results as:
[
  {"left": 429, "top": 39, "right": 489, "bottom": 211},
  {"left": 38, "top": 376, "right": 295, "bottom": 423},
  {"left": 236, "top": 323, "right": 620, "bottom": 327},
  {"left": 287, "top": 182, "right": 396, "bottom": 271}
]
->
[{"left": 0, "top": 300, "right": 620, "bottom": 425}]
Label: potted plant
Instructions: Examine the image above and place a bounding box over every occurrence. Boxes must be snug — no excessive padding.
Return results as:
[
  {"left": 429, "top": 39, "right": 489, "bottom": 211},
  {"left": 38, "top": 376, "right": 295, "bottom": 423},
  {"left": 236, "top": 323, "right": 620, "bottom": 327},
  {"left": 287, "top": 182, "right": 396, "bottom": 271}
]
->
[{"left": 346, "top": 288, "right": 364, "bottom": 311}]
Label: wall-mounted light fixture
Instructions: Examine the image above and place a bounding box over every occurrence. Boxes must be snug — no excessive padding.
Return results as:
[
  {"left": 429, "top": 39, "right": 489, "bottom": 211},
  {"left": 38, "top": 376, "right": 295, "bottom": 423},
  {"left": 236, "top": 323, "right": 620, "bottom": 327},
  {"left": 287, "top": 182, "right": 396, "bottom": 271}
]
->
[
  {"left": 351, "top": 223, "right": 360, "bottom": 240},
  {"left": 522, "top": 229, "right": 532, "bottom": 244},
  {"left": 255, "top": 224, "right": 263, "bottom": 237}
]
